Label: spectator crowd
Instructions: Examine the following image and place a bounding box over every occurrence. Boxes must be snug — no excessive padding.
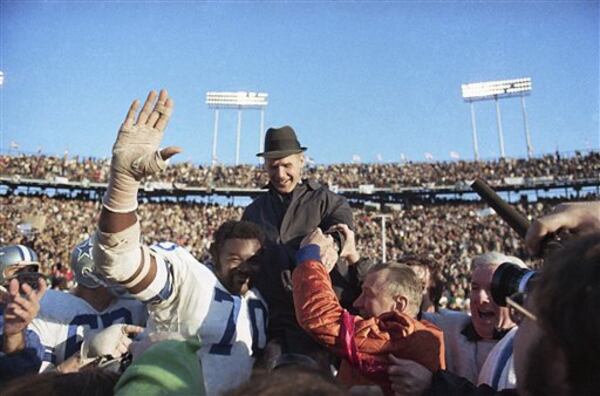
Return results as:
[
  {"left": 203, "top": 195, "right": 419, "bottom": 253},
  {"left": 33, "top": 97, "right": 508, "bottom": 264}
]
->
[
  {"left": 1, "top": 113, "right": 598, "bottom": 396},
  {"left": 1, "top": 150, "right": 598, "bottom": 188},
  {"left": 1, "top": 95, "right": 598, "bottom": 395},
  {"left": 1, "top": 194, "right": 574, "bottom": 311}
]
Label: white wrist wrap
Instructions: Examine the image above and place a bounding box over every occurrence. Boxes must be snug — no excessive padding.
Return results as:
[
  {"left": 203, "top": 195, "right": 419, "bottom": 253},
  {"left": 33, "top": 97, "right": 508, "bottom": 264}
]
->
[
  {"left": 93, "top": 221, "right": 142, "bottom": 283},
  {"left": 103, "top": 151, "right": 167, "bottom": 213}
]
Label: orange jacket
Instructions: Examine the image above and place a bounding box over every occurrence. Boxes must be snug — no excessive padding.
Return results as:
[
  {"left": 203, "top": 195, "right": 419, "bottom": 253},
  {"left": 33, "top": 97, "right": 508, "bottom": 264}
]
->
[{"left": 292, "top": 256, "right": 445, "bottom": 394}]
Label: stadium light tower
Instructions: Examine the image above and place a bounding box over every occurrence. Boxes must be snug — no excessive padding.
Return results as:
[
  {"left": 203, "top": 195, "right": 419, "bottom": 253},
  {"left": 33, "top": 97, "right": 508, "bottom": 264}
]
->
[
  {"left": 206, "top": 91, "right": 268, "bottom": 166},
  {"left": 375, "top": 214, "right": 391, "bottom": 263},
  {"left": 461, "top": 78, "right": 533, "bottom": 159}
]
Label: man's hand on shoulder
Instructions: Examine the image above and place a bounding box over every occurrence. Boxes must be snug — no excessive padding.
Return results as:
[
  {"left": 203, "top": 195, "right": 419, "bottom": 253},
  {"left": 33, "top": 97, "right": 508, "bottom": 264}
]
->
[
  {"left": 327, "top": 223, "right": 360, "bottom": 265},
  {"left": 300, "top": 228, "right": 338, "bottom": 272}
]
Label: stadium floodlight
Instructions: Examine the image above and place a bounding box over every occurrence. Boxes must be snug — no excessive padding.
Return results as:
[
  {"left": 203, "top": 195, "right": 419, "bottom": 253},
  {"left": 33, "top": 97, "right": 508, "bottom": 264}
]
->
[
  {"left": 205, "top": 91, "right": 269, "bottom": 166},
  {"left": 461, "top": 78, "right": 533, "bottom": 159},
  {"left": 0, "top": 71, "right": 4, "bottom": 86},
  {"left": 461, "top": 78, "right": 531, "bottom": 101},
  {"left": 206, "top": 91, "right": 268, "bottom": 109}
]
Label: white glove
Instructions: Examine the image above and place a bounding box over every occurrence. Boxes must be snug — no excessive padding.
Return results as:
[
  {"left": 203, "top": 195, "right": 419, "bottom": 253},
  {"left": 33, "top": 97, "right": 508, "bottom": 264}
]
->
[
  {"left": 103, "top": 90, "right": 181, "bottom": 212},
  {"left": 81, "top": 324, "right": 144, "bottom": 364}
]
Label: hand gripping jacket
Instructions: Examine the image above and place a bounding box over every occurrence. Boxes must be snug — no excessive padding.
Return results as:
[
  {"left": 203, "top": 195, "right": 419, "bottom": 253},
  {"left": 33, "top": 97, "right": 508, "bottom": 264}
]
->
[{"left": 292, "top": 247, "right": 445, "bottom": 395}]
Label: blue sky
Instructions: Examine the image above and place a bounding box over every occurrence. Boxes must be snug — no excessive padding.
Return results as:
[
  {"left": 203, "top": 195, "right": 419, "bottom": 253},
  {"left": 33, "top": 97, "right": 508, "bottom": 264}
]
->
[{"left": 1, "top": 1, "right": 598, "bottom": 165}]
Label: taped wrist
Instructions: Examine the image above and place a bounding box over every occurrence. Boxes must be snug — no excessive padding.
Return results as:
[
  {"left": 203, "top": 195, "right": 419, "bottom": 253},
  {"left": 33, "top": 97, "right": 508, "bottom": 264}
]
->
[
  {"left": 103, "top": 172, "right": 140, "bottom": 213},
  {"left": 103, "top": 151, "right": 167, "bottom": 213}
]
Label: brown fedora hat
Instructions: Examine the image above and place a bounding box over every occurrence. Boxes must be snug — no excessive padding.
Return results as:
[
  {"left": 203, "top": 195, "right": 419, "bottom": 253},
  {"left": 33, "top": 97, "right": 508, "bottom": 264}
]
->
[{"left": 256, "top": 125, "right": 307, "bottom": 158}]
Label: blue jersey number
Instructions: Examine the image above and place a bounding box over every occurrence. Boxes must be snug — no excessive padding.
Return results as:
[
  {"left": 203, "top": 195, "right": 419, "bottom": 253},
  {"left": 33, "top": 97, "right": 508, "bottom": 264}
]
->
[
  {"left": 65, "top": 314, "right": 98, "bottom": 358},
  {"left": 209, "top": 288, "right": 241, "bottom": 355},
  {"left": 63, "top": 308, "right": 132, "bottom": 361},
  {"left": 208, "top": 287, "right": 267, "bottom": 356}
]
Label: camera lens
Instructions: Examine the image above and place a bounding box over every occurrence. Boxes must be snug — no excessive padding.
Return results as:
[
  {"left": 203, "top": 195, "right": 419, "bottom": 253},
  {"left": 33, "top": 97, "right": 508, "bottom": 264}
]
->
[{"left": 491, "top": 262, "right": 536, "bottom": 306}]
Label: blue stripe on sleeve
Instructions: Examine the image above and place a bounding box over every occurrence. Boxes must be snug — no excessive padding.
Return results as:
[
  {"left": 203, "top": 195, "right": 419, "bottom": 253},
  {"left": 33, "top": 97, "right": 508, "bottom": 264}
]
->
[{"left": 295, "top": 244, "right": 321, "bottom": 267}]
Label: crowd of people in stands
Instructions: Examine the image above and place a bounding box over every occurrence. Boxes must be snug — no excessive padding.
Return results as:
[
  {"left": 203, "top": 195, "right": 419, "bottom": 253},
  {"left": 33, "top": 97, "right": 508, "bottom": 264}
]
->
[
  {"left": 1, "top": 149, "right": 598, "bottom": 188},
  {"left": 0, "top": 194, "right": 569, "bottom": 311},
  {"left": 1, "top": 90, "right": 599, "bottom": 396}
]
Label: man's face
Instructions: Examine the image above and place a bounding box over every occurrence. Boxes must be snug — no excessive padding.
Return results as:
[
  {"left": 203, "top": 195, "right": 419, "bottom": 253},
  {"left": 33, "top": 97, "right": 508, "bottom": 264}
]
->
[
  {"left": 353, "top": 270, "right": 396, "bottom": 318},
  {"left": 265, "top": 153, "right": 304, "bottom": 194},
  {"left": 469, "top": 264, "right": 515, "bottom": 339},
  {"left": 214, "top": 238, "right": 262, "bottom": 296}
]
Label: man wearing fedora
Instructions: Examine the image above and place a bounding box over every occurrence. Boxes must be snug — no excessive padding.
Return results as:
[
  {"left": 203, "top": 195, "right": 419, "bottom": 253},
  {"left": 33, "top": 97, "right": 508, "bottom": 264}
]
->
[{"left": 242, "top": 125, "right": 371, "bottom": 367}]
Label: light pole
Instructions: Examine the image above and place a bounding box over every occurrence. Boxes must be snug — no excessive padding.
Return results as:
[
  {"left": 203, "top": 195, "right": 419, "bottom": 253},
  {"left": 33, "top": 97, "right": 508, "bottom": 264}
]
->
[
  {"left": 521, "top": 96, "right": 534, "bottom": 158},
  {"left": 495, "top": 97, "right": 505, "bottom": 158},
  {"left": 206, "top": 91, "right": 268, "bottom": 166},
  {"left": 211, "top": 109, "right": 220, "bottom": 167},
  {"left": 461, "top": 78, "right": 533, "bottom": 159},
  {"left": 469, "top": 102, "right": 480, "bottom": 161},
  {"left": 259, "top": 108, "right": 265, "bottom": 162}
]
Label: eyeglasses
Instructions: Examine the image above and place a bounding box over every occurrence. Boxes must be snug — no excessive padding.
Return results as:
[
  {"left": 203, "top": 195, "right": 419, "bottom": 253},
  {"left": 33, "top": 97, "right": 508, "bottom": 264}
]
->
[{"left": 506, "top": 292, "right": 537, "bottom": 324}]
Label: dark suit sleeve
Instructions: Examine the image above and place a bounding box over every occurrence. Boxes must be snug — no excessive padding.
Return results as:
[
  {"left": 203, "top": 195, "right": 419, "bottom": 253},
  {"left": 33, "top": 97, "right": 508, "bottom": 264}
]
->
[
  {"left": 320, "top": 191, "right": 354, "bottom": 231},
  {"left": 241, "top": 203, "right": 253, "bottom": 221}
]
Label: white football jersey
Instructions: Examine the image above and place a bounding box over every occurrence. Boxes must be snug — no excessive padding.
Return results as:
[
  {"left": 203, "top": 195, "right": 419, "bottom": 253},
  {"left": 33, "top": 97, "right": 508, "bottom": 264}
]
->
[
  {"left": 478, "top": 326, "right": 517, "bottom": 390},
  {"left": 30, "top": 289, "right": 147, "bottom": 371},
  {"left": 147, "top": 242, "right": 268, "bottom": 396}
]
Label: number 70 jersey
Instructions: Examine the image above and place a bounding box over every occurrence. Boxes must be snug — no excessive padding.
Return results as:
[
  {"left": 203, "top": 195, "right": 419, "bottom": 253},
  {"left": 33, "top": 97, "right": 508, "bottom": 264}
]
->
[
  {"left": 148, "top": 242, "right": 269, "bottom": 396},
  {"left": 30, "top": 289, "right": 147, "bottom": 372}
]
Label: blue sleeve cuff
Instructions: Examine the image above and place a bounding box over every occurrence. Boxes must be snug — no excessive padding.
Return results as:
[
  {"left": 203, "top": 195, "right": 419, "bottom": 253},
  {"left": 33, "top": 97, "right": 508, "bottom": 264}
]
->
[{"left": 295, "top": 244, "right": 321, "bottom": 266}]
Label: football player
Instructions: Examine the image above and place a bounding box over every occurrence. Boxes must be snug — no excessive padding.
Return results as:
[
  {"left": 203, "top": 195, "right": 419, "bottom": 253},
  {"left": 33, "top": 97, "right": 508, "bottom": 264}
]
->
[
  {"left": 0, "top": 245, "right": 47, "bottom": 380},
  {"left": 30, "top": 238, "right": 147, "bottom": 372},
  {"left": 92, "top": 90, "right": 268, "bottom": 395}
]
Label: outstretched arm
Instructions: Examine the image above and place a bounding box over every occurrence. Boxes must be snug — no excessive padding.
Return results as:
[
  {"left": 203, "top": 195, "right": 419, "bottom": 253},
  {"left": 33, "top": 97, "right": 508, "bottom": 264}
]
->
[
  {"left": 525, "top": 201, "right": 600, "bottom": 255},
  {"left": 94, "top": 90, "right": 181, "bottom": 300}
]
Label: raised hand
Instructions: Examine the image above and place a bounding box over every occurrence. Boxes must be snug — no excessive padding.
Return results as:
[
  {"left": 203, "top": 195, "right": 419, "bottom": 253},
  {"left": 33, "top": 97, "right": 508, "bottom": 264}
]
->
[
  {"left": 2, "top": 277, "right": 47, "bottom": 354},
  {"left": 103, "top": 90, "right": 181, "bottom": 213},
  {"left": 300, "top": 228, "right": 338, "bottom": 272},
  {"left": 327, "top": 223, "right": 360, "bottom": 265}
]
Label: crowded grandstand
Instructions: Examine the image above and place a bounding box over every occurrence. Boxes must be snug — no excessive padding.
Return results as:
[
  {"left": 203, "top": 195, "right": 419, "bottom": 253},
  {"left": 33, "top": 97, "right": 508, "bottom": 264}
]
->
[{"left": 2, "top": 150, "right": 598, "bottom": 313}]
